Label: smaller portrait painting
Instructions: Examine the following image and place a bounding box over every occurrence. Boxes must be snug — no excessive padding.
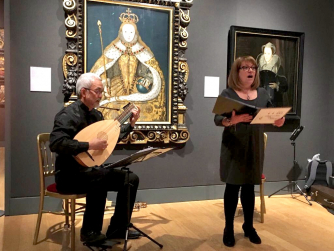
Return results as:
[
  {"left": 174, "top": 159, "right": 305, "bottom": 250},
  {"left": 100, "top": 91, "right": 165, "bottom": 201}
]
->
[{"left": 228, "top": 26, "right": 304, "bottom": 120}]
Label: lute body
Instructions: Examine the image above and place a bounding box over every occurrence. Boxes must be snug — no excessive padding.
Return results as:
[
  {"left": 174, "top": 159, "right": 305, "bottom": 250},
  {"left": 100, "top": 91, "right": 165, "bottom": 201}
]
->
[{"left": 74, "top": 103, "right": 135, "bottom": 167}]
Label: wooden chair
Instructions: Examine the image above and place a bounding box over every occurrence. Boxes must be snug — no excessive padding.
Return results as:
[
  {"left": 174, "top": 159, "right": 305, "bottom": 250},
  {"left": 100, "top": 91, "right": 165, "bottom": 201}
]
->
[{"left": 33, "top": 133, "right": 86, "bottom": 251}]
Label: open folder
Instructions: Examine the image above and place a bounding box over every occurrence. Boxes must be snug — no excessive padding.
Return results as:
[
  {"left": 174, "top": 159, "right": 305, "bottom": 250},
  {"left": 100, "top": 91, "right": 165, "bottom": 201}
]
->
[{"left": 212, "top": 95, "right": 291, "bottom": 124}]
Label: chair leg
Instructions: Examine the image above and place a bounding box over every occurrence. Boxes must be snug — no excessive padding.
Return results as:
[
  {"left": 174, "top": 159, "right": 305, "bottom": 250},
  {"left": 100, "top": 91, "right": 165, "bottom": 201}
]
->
[
  {"left": 263, "top": 195, "right": 266, "bottom": 214},
  {"left": 260, "top": 180, "right": 265, "bottom": 223},
  {"left": 234, "top": 198, "right": 242, "bottom": 217},
  {"left": 33, "top": 192, "right": 45, "bottom": 245},
  {"left": 262, "top": 179, "right": 266, "bottom": 214},
  {"left": 64, "top": 199, "right": 69, "bottom": 226},
  {"left": 71, "top": 199, "right": 76, "bottom": 251}
]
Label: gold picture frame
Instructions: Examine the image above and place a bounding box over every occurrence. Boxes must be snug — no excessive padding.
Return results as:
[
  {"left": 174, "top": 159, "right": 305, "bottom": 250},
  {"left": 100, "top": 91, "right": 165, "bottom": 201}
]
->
[{"left": 62, "top": 0, "right": 192, "bottom": 144}]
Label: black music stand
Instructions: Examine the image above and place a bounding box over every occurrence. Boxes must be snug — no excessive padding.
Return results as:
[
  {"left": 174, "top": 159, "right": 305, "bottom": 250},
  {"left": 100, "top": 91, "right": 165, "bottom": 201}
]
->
[
  {"left": 104, "top": 147, "right": 173, "bottom": 251},
  {"left": 268, "top": 126, "right": 312, "bottom": 205}
]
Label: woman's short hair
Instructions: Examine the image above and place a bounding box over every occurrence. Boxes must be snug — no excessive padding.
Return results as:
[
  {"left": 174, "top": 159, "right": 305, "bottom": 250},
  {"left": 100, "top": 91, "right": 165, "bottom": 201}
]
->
[
  {"left": 76, "top": 73, "right": 101, "bottom": 98},
  {"left": 227, "top": 56, "right": 260, "bottom": 91}
]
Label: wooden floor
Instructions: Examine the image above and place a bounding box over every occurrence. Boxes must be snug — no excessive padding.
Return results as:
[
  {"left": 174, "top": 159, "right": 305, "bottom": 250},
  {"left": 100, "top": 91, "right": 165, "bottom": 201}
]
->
[{"left": 0, "top": 195, "right": 333, "bottom": 251}]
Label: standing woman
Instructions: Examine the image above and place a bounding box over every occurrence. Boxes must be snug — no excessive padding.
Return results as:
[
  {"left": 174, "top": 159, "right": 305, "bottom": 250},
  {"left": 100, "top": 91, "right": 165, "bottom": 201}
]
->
[{"left": 214, "top": 56, "right": 285, "bottom": 247}]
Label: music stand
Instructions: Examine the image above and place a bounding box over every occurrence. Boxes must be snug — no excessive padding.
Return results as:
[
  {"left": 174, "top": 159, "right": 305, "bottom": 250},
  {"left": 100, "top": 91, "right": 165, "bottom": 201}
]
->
[
  {"left": 268, "top": 126, "right": 312, "bottom": 205},
  {"left": 104, "top": 147, "right": 173, "bottom": 251}
]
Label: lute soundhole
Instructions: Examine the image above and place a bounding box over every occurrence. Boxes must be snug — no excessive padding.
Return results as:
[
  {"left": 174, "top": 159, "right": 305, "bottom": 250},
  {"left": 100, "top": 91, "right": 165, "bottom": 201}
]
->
[{"left": 97, "top": 131, "right": 108, "bottom": 141}]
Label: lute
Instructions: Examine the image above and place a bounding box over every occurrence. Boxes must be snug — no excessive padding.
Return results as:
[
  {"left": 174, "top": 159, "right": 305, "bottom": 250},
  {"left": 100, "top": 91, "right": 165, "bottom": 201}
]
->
[{"left": 74, "top": 103, "right": 136, "bottom": 167}]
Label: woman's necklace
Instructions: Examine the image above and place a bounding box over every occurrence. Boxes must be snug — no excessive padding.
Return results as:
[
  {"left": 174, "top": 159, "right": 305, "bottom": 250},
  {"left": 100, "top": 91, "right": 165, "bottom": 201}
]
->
[
  {"left": 235, "top": 89, "right": 252, "bottom": 100},
  {"left": 242, "top": 90, "right": 251, "bottom": 100}
]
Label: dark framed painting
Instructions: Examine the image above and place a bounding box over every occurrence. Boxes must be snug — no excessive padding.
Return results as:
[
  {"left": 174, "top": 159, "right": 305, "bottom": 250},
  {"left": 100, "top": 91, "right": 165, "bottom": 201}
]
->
[
  {"left": 228, "top": 26, "right": 305, "bottom": 130},
  {"left": 62, "top": 0, "right": 193, "bottom": 144}
]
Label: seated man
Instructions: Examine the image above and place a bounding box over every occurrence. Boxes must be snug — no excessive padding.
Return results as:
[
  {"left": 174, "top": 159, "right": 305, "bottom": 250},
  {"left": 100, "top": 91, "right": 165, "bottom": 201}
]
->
[{"left": 50, "top": 72, "right": 141, "bottom": 244}]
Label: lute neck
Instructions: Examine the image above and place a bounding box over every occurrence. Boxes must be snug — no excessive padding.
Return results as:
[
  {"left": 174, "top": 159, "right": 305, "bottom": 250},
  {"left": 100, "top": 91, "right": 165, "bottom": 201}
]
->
[{"left": 116, "top": 103, "right": 135, "bottom": 125}]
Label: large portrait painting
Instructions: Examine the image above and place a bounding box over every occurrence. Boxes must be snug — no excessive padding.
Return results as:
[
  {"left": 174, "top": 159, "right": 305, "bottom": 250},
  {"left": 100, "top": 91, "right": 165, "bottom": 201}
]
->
[
  {"left": 87, "top": 4, "right": 170, "bottom": 123},
  {"left": 228, "top": 26, "right": 304, "bottom": 126},
  {"left": 62, "top": 0, "right": 193, "bottom": 144}
]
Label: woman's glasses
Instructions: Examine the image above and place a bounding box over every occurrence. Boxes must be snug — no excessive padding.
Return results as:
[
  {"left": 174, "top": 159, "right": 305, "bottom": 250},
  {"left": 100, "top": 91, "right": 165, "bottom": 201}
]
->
[{"left": 239, "top": 66, "right": 257, "bottom": 71}]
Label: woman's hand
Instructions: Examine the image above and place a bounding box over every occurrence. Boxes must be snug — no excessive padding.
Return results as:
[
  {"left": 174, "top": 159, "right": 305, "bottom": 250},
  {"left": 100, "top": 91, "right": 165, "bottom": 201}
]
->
[
  {"left": 104, "top": 85, "right": 110, "bottom": 98},
  {"left": 230, "top": 110, "right": 253, "bottom": 125},
  {"left": 269, "top": 82, "right": 279, "bottom": 90},
  {"left": 273, "top": 117, "right": 285, "bottom": 127}
]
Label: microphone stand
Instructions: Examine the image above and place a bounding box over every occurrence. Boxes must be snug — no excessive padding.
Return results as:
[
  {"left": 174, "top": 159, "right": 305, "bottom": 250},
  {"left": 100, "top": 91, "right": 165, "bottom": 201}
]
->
[{"left": 268, "top": 126, "right": 312, "bottom": 205}]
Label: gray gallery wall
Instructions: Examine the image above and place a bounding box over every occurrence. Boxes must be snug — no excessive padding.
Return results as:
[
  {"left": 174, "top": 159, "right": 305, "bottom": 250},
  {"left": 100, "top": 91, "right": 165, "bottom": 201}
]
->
[{"left": 4, "top": 0, "right": 334, "bottom": 215}]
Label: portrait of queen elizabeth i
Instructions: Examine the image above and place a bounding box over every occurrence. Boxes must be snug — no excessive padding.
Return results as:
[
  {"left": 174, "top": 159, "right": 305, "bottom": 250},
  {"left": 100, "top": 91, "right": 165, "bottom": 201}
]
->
[{"left": 90, "top": 8, "right": 166, "bottom": 122}]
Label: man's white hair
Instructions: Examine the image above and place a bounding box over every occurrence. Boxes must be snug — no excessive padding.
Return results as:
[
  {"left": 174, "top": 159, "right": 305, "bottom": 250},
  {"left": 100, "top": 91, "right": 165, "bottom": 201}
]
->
[{"left": 76, "top": 73, "right": 101, "bottom": 98}]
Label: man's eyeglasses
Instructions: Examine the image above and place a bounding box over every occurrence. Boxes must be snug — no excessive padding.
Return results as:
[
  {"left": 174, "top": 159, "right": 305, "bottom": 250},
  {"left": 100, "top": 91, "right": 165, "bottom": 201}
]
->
[
  {"left": 85, "top": 88, "right": 103, "bottom": 95},
  {"left": 239, "top": 66, "right": 257, "bottom": 71}
]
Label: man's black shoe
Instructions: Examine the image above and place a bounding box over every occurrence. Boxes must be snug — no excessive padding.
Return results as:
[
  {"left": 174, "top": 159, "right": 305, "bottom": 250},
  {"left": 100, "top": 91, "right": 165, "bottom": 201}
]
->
[
  {"left": 80, "top": 230, "right": 106, "bottom": 244},
  {"left": 106, "top": 226, "right": 141, "bottom": 239}
]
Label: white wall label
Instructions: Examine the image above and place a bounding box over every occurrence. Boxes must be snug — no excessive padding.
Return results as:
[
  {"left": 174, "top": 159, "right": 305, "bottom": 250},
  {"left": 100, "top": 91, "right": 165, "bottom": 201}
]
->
[
  {"left": 204, "top": 76, "right": 220, "bottom": 97},
  {"left": 30, "top": 66, "right": 51, "bottom": 92}
]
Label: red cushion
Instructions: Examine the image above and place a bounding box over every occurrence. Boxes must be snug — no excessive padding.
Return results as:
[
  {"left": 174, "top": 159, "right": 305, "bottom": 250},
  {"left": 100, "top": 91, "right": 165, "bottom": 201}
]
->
[
  {"left": 47, "top": 183, "right": 58, "bottom": 193},
  {"left": 261, "top": 173, "right": 266, "bottom": 179}
]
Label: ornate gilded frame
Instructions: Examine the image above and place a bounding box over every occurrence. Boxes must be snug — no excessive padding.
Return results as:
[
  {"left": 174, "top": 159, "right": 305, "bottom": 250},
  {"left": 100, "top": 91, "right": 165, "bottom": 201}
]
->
[{"left": 62, "top": 0, "right": 192, "bottom": 144}]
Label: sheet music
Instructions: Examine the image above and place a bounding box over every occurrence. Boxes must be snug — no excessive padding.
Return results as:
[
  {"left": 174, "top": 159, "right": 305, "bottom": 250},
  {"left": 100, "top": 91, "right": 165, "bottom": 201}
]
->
[{"left": 250, "top": 107, "right": 291, "bottom": 124}]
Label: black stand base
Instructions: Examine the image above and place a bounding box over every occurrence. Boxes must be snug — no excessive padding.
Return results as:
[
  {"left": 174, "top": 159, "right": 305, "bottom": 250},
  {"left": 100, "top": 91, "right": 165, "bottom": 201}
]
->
[
  {"left": 84, "top": 240, "right": 120, "bottom": 251},
  {"left": 268, "top": 181, "right": 312, "bottom": 206},
  {"left": 269, "top": 138, "right": 312, "bottom": 206},
  {"left": 123, "top": 223, "right": 163, "bottom": 251},
  {"left": 0, "top": 210, "right": 4, "bottom": 217}
]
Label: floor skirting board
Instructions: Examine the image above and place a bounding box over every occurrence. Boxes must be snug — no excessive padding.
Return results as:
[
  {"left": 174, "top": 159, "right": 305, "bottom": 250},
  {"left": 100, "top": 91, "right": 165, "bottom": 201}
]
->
[{"left": 8, "top": 180, "right": 306, "bottom": 215}]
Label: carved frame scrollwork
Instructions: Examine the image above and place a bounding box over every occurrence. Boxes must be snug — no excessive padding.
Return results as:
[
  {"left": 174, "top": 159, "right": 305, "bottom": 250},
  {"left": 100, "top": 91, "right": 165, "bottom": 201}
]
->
[{"left": 62, "top": 0, "right": 192, "bottom": 144}]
